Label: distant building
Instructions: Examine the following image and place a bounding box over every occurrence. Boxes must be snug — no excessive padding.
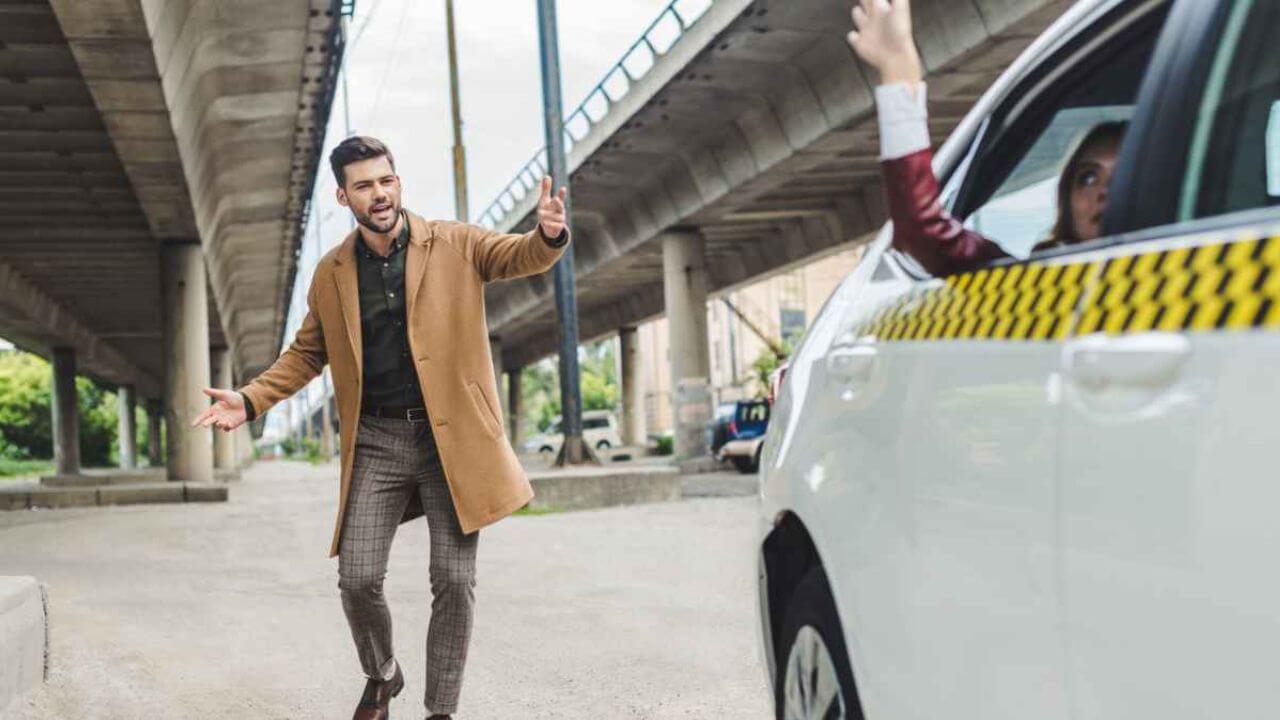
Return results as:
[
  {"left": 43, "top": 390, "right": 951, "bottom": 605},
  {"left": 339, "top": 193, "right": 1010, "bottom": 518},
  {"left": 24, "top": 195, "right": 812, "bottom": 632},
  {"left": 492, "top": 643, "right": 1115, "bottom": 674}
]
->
[{"left": 636, "top": 246, "right": 865, "bottom": 436}]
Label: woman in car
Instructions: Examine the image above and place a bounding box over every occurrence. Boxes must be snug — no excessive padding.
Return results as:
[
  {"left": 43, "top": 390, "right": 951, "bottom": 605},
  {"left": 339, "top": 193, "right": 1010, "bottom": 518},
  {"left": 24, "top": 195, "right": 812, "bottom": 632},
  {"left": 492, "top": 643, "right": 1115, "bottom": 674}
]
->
[{"left": 847, "top": 0, "right": 1125, "bottom": 276}]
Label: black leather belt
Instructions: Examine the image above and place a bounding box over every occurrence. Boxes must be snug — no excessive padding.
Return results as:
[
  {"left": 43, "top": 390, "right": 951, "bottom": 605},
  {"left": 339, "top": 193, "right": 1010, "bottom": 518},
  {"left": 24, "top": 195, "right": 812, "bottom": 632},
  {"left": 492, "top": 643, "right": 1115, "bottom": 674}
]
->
[{"left": 362, "top": 405, "right": 428, "bottom": 422}]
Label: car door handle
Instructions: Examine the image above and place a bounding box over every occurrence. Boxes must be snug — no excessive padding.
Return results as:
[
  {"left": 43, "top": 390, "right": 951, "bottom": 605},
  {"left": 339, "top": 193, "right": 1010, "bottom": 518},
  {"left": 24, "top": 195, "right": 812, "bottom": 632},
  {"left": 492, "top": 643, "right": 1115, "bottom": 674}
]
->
[
  {"left": 1062, "top": 332, "right": 1191, "bottom": 390},
  {"left": 826, "top": 345, "right": 878, "bottom": 385}
]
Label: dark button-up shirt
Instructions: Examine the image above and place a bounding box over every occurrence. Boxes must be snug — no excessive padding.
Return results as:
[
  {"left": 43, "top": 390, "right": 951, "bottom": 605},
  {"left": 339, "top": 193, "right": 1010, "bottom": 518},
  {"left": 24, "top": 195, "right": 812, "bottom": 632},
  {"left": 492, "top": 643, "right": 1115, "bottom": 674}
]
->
[{"left": 355, "top": 212, "right": 422, "bottom": 409}]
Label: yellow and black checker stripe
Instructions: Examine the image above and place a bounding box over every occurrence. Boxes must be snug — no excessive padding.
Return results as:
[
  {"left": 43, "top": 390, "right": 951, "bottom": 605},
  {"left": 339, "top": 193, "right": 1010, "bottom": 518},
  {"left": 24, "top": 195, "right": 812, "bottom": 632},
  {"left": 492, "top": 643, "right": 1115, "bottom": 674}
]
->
[{"left": 854, "top": 234, "right": 1280, "bottom": 341}]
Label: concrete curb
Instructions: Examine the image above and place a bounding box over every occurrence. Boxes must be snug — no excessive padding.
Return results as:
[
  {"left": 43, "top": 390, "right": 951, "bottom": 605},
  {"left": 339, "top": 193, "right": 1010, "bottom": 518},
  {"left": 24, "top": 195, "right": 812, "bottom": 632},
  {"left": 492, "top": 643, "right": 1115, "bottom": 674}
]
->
[
  {"left": 0, "top": 482, "right": 228, "bottom": 511},
  {"left": 527, "top": 466, "right": 681, "bottom": 512},
  {"left": 0, "top": 576, "right": 49, "bottom": 716}
]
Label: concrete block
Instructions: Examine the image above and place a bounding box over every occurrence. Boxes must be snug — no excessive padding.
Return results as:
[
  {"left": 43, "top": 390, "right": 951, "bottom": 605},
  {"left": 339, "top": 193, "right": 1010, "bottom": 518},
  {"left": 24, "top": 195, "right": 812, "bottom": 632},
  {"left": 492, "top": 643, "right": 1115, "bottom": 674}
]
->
[
  {"left": 41, "top": 467, "right": 166, "bottom": 488},
  {"left": 0, "top": 491, "right": 29, "bottom": 511},
  {"left": 677, "top": 456, "right": 723, "bottom": 475},
  {"left": 97, "top": 483, "right": 184, "bottom": 506},
  {"left": 26, "top": 487, "right": 98, "bottom": 509},
  {"left": 527, "top": 466, "right": 681, "bottom": 512},
  {"left": 184, "top": 483, "right": 229, "bottom": 503},
  {"left": 0, "top": 577, "right": 48, "bottom": 716}
]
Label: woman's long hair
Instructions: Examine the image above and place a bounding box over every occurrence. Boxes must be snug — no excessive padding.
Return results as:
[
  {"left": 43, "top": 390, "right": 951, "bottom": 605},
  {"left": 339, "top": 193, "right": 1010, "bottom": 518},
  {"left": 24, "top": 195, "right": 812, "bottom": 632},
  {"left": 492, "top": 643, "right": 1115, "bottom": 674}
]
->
[{"left": 1048, "top": 120, "right": 1128, "bottom": 243}]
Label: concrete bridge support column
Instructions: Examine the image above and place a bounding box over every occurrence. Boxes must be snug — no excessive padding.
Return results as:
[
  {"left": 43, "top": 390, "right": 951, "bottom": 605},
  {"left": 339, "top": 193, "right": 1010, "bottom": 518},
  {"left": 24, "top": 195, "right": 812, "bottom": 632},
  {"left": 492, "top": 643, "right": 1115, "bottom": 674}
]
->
[
  {"left": 236, "top": 424, "right": 254, "bottom": 468},
  {"left": 145, "top": 398, "right": 163, "bottom": 467},
  {"left": 618, "top": 326, "right": 645, "bottom": 448},
  {"left": 508, "top": 366, "right": 523, "bottom": 444},
  {"left": 161, "top": 242, "right": 213, "bottom": 483},
  {"left": 50, "top": 347, "right": 80, "bottom": 476},
  {"left": 116, "top": 384, "right": 137, "bottom": 469},
  {"left": 211, "top": 348, "right": 236, "bottom": 476},
  {"left": 661, "top": 231, "right": 713, "bottom": 461}
]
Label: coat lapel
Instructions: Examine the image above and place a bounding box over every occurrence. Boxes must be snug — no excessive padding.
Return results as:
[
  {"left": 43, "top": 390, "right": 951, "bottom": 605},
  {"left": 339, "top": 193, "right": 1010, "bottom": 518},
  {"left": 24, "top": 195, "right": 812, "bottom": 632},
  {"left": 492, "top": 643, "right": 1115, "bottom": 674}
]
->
[
  {"left": 332, "top": 231, "right": 363, "bottom": 376},
  {"left": 405, "top": 212, "right": 433, "bottom": 321}
]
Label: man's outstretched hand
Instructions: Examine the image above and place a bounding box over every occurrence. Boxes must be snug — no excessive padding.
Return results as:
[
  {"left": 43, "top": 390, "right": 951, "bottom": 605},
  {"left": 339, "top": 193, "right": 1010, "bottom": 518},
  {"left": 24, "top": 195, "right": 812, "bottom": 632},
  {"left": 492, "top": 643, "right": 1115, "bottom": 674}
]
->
[
  {"left": 191, "top": 388, "right": 247, "bottom": 432},
  {"left": 847, "top": 0, "right": 923, "bottom": 86},
  {"left": 536, "top": 175, "right": 569, "bottom": 239}
]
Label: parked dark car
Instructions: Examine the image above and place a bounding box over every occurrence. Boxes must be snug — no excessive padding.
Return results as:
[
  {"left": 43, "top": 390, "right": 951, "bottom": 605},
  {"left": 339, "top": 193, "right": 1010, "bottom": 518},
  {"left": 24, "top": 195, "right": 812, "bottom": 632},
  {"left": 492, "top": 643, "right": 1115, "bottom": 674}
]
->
[{"left": 711, "top": 399, "right": 770, "bottom": 472}]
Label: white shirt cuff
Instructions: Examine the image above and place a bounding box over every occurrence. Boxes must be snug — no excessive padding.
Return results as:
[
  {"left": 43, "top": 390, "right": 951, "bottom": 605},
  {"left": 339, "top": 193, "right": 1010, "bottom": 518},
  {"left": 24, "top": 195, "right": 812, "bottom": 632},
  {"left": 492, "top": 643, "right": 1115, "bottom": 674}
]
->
[{"left": 875, "top": 82, "right": 930, "bottom": 160}]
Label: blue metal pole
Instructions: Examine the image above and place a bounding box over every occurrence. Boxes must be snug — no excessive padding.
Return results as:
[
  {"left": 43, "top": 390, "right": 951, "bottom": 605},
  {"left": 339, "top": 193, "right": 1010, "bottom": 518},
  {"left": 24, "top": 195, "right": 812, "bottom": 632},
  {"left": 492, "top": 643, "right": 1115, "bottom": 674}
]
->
[{"left": 535, "top": 0, "right": 588, "bottom": 464}]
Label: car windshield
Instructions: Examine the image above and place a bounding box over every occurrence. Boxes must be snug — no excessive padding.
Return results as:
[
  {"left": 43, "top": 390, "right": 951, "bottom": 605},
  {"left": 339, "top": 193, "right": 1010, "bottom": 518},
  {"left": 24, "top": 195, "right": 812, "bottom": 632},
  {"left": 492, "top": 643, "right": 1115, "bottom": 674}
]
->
[{"left": 737, "top": 402, "right": 769, "bottom": 423}]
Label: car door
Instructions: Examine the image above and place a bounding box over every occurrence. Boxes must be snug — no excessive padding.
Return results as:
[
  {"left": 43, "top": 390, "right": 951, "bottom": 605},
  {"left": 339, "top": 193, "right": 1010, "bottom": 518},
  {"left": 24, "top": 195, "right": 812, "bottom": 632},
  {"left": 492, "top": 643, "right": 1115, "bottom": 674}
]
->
[
  {"left": 1056, "top": 0, "right": 1280, "bottom": 716},
  {"left": 895, "top": 2, "right": 1175, "bottom": 716}
]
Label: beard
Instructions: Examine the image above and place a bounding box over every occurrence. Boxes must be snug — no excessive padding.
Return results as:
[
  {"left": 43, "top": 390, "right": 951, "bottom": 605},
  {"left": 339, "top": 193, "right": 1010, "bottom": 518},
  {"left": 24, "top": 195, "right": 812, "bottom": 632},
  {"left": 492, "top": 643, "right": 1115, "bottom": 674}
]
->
[{"left": 354, "top": 200, "right": 400, "bottom": 234}]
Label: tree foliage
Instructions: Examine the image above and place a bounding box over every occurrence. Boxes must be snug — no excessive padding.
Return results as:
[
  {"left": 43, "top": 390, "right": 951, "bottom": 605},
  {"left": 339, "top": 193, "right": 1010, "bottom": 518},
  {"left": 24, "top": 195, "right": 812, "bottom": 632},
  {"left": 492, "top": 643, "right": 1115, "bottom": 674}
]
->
[
  {"left": 0, "top": 349, "right": 142, "bottom": 466},
  {"left": 518, "top": 339, "right": 620, "bottom": 433}
]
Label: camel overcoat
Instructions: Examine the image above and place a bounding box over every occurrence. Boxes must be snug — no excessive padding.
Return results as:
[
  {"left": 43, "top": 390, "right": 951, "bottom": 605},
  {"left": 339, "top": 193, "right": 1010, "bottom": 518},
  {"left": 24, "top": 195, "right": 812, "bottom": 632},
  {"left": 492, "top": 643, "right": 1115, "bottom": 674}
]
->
[{"left": 237, "top": 210, "right": 568, "bottom": 557}]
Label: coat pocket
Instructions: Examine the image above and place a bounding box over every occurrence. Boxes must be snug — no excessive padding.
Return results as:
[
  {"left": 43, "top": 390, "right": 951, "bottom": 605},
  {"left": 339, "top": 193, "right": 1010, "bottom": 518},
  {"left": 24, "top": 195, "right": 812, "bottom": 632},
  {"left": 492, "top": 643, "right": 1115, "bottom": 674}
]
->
[{"left": 466, "top": 381, "right": 503, "bottom": 439}]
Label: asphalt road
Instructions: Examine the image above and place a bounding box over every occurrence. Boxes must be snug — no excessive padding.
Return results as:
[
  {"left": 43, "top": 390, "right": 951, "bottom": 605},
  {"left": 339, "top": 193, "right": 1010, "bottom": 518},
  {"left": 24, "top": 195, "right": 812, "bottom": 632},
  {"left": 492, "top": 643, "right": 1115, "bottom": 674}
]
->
[{"left": 0, "top": 460, "right": 770, "bottom": 719}]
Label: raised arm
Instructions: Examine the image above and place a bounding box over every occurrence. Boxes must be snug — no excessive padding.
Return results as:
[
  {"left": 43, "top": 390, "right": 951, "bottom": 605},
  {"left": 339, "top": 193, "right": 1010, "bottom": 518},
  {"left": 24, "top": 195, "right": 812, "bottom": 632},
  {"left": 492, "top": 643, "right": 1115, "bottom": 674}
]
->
[
  {"left": 467, "top": 176, "right": 571, "bottom": 282},
  {"left": 848, "top": 0, "right": 1005, "bottom": 276}
]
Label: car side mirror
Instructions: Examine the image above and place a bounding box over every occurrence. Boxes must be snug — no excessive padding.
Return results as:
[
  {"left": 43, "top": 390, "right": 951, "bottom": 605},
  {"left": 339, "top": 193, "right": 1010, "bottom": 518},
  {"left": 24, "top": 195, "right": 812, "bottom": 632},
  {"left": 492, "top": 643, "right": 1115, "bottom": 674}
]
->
[{"left": 1268, "top": 100, "right": 1280, "bottom": 198}]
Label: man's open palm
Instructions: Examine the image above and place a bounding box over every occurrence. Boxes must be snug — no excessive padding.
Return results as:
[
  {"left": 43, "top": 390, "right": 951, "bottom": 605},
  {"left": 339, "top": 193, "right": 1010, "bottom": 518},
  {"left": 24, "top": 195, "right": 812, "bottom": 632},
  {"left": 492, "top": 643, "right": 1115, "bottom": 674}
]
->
[
  {"left": 192, "top": 387, "right": 247, "bottom": 432},
  {"left": 536, "top": 175, "right": 568, "bottom": 239}
]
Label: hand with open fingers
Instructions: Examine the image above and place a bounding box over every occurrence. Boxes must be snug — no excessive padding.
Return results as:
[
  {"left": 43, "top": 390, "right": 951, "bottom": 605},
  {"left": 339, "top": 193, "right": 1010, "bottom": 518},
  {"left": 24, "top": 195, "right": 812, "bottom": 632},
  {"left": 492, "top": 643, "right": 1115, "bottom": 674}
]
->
[
  {"left": 536, "top": 175, "right": 568, "bottom": 240},
  {"left": 191, "top": 387, "right": 247, "bottom": 432},
  {"left": 846, "top": 0, "right": 923, "bottom": 86}
]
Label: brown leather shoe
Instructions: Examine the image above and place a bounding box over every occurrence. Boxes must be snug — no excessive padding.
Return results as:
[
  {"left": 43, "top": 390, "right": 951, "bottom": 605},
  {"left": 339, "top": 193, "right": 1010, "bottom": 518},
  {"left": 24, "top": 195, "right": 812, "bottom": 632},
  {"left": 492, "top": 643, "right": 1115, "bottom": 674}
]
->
[{"left": 351, "top": 660, "right": 404, "bottom": 720}]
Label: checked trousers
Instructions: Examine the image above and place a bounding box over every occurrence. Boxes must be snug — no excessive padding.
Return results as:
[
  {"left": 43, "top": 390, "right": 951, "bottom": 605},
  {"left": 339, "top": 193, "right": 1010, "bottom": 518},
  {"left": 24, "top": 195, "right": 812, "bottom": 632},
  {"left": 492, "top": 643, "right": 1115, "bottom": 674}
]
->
[{"left": 337, "top": 413, "right": 478, "bottom": 716}]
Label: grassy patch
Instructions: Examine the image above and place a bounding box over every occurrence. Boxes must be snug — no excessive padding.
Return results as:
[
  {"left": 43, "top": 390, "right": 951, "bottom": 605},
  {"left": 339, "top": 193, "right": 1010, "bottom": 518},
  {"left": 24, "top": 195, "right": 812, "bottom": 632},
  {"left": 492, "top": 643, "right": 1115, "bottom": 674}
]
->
[
  {"left": 0, "top": 458, "right": 53, "bottom": 480},
  {"left": 513, "top": 504, "right": 561, "bottom": 516}
]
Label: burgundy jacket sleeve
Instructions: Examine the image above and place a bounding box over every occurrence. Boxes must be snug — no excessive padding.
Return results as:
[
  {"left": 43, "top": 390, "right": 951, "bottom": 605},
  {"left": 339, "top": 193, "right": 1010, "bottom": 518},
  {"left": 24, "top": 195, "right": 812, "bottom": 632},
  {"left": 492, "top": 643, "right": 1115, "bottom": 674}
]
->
[{"left": 881, "top": 148, "right": 1008, "bottom": 276}]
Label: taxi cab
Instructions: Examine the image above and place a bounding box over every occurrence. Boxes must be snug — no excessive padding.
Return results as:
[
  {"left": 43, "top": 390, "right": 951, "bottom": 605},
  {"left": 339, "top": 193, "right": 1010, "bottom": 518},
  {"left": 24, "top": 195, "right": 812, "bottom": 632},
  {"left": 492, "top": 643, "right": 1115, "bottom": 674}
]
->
[{"left": 755, "top": 0, "right": 1280, "bottom": 717}]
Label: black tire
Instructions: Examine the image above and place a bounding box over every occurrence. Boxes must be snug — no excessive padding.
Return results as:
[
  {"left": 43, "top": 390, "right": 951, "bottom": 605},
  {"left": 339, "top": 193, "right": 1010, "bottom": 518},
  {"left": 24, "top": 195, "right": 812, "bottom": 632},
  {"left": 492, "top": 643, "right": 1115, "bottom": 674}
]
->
[
  {"left": 774, "top": 569, "right": 862, "bottom": 720},
  {"left": 595, "top": 440, "right": 611, "bottom": 450}
]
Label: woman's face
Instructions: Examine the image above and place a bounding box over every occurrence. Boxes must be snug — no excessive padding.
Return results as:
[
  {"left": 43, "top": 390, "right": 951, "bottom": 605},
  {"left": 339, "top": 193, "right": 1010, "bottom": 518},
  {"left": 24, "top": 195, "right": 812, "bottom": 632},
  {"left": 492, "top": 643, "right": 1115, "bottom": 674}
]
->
[{"left": 1068, "top": 137, "right": 1120, "bottom": 241}]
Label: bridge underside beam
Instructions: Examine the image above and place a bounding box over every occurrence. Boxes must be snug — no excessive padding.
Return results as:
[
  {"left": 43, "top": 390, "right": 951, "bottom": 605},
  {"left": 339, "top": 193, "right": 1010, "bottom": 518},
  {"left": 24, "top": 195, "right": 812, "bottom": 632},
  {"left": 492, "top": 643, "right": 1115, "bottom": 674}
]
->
[
  {"left": 484, "top": 0, "right": 1072, "bottom": 368},
  {"left": 0, "top": 260, "right": 159, "bottom": 399}
]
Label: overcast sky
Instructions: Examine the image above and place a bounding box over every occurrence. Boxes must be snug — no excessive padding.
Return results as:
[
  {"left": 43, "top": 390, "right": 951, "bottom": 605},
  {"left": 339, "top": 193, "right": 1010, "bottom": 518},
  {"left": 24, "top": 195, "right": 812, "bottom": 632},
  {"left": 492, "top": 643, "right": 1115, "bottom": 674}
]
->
[
  {"left": 275, "top": 0, "right": 679, "bottom": 431},
  {"left": 304, "top": 0, "right": 674, "bottom": 247}
]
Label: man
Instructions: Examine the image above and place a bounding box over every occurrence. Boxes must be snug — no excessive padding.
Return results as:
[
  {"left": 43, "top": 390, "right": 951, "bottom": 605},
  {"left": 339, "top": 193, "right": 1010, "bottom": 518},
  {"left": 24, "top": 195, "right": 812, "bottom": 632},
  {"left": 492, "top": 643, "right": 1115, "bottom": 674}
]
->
[{"left": 191, "top": 136, "right": 570, "bottom": 720}]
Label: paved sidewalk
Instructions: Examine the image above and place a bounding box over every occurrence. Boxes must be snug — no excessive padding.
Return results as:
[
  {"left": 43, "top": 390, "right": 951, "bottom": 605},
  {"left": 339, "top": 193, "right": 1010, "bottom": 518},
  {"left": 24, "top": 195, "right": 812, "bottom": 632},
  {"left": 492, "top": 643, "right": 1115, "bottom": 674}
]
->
[{"left": 0, "top": 460, "right": 770, "bottom": 719}]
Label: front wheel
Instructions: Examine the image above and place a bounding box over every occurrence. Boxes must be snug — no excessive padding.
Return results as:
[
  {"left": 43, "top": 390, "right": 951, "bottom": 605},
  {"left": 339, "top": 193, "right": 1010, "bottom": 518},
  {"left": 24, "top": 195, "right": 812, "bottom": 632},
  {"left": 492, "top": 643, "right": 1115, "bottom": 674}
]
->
[
  {"left": 595, "top": 440, "right": 611, "bottom": 450},
  {"left": 775, "top": 569, "right": 862, "bottom": 720}
]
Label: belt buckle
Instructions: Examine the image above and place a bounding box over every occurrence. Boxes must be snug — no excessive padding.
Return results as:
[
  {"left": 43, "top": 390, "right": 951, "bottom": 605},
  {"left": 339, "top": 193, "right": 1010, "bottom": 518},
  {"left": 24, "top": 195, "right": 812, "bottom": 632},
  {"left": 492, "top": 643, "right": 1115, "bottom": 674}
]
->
[{"left": 406, "top": 407, "right": 427, "bottom": 423}]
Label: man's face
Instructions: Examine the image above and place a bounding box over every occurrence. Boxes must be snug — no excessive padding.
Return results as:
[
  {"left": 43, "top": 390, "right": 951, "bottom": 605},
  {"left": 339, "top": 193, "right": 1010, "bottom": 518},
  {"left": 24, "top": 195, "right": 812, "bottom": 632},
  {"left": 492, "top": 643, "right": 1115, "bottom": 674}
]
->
[{"left": 336, "top": 155, "right": 402, "bottom": 234}]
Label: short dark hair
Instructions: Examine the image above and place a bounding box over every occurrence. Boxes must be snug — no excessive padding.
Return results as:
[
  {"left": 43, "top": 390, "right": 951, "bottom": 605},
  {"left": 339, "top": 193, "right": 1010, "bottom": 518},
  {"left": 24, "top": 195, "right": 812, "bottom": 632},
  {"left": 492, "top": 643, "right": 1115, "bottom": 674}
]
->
[{"left": 329, "top": 135, "right": 396, "bottom": 187}]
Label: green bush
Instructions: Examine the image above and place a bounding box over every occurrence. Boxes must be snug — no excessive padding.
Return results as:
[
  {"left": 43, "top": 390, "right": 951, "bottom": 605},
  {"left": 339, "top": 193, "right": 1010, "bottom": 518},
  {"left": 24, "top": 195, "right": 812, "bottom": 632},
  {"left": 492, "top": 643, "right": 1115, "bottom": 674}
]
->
[
  {"left": 0, "top": 350, "right": 128, "bottom": 466},
  {"left": 655, "top": 434, "right": 674, "bottom": 456},
  {"left": 0, "top": 457, "right": 53, "bottom": 479}
]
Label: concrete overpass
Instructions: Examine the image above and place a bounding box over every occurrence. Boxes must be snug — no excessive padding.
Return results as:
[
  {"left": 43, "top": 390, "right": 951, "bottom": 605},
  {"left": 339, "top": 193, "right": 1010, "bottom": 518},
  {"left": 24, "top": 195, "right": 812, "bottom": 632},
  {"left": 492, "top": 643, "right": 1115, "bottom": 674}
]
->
[
  {"left": 0, "top": 0, "right": 347, "bottom": 482},
  {"left": 479, "top": 0, "right": 1071, "bottom": 457}
]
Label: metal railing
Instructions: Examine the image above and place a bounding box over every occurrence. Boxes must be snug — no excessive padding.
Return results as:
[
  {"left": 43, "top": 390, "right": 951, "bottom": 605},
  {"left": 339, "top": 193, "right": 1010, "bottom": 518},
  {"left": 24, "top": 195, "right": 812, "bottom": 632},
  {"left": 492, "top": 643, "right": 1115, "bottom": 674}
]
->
[{"left": 475, "top": 0, "right": 714, "bottom": 229}]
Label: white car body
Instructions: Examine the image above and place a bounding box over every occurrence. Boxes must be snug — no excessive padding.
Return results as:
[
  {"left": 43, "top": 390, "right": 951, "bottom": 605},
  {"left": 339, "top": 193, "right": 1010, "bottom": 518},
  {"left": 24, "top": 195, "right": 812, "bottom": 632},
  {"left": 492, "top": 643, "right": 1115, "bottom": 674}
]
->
[
  {"left": 756, "top": 0, "right": 1280, "bottom": 717},
  {"left": 521, "top": 410, "right": 622, "bottom": 458}
]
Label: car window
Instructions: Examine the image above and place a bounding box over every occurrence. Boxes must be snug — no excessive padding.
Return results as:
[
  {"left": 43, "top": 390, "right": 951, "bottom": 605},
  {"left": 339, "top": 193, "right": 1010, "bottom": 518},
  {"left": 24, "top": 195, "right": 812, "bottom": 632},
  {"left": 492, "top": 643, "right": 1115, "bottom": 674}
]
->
[
  {"left": 584, "top": 418, "right": 609, "bottom": 429},
  {"left": 966, "top": 105, "right": 1132, "bottom": 259},
  {"left": 1180, "top": 0, "right": 1280, "bottom": 220},
  {"left": 950, "top": 2, "right": 1169, "bottom": 262},
  {"left": 737, "top": 403, "right": 769, "bottom": 423}
]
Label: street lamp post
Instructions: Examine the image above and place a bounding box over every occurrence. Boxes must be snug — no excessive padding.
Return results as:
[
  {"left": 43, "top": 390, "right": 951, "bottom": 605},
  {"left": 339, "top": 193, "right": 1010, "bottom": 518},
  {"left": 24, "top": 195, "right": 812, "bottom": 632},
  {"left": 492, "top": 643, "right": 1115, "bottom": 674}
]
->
[
  {"left": 535, "top": 0, "right": 591, "bottom": 465},
  {"left": 445, "top": 0, "right": 469, "bottom": 222}
]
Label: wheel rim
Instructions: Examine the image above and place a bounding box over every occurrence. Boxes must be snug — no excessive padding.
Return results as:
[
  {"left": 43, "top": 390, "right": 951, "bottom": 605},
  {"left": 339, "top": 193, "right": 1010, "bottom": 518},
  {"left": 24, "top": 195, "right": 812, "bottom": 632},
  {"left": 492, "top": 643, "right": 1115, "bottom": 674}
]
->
[{"left": 783, "top": 625, "right": 845, "bottom": 720}]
